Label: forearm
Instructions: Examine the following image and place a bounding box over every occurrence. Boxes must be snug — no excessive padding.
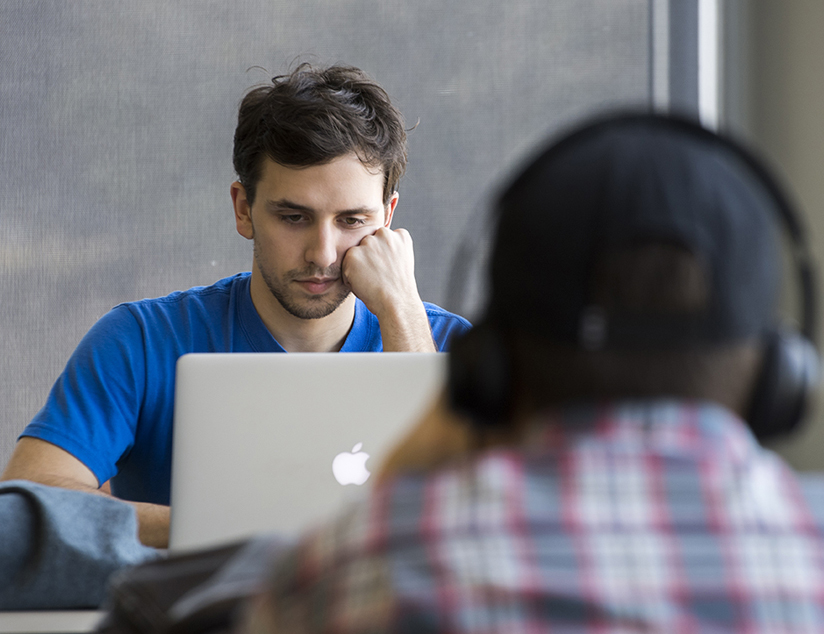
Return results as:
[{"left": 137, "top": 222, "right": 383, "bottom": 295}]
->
[
  {"left": 377, "top": 301, "right": 437, "bottom": 352},
  {"left": 3, "top": 470, "right": 169, "bottom": 548},
  {"left": 2, "top": 438, "right": 169, "bottom": 548},
  {"left": 131, "top": 501, "right": 170, "bottom": 548}
]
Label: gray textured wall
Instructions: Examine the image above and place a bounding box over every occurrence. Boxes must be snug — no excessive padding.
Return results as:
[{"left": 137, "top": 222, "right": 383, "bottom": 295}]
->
[
  {"left": 735, "top": 1, "right": 824, "bottom": 470},
  {"left": 0, "top": 0, "right": 650, "bottom": 470}
]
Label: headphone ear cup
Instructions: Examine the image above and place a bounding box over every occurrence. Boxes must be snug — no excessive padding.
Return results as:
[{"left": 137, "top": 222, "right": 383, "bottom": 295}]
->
[
  {"left": 748, "top": 328, "right": 820, "bottom": 440},
  {"left": 447, "top": 325, "right": 511, "bottom": 429}
]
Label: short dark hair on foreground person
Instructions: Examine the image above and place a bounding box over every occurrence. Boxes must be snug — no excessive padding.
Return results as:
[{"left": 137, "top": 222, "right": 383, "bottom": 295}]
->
[{"left": 449, "top": 113, "right": 819, "bottom": 440}]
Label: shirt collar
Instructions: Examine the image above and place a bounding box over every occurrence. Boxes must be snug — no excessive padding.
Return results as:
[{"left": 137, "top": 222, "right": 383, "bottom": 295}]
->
[{"left": 524, "top": 399, "right": 759, "bottom": 465}]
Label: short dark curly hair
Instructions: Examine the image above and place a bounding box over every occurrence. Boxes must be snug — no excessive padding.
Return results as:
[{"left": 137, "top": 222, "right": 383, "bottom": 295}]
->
[{"left": 233, "top": 63, "right": 408, "bottom": 206}]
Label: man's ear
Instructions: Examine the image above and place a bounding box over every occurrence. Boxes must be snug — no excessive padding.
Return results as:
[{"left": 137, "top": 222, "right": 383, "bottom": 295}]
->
[
  {"left": 231, "top": 181, "right": 254, "bottom": 240},
  {"left": 383, "top": 192, "right": 399, "bottom": 228}
]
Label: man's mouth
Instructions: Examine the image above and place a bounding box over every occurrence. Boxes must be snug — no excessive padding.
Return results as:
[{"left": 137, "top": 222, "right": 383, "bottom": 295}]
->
[{"left": 295, "top": 277, "right": 338, "bottom": 294}]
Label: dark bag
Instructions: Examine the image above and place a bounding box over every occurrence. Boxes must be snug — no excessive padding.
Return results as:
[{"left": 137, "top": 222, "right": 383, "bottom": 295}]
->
[{"left": 97, "top": 536, "right": 288, "bottom": 634}]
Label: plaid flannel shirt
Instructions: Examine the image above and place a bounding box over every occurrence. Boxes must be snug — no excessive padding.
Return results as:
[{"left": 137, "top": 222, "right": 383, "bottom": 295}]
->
[{"left": 262, "top": 400, "right": 824, "bottom": 633}]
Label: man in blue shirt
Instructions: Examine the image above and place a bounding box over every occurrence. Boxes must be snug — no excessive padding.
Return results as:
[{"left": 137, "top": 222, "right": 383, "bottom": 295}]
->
[{"left": 1, "top": 63, "right": 470, "bottom": 548}]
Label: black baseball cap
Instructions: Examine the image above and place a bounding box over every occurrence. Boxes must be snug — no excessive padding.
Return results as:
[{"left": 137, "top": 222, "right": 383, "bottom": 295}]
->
[{"left": 487, "top": 113, "right": 801, "bottom": 349}]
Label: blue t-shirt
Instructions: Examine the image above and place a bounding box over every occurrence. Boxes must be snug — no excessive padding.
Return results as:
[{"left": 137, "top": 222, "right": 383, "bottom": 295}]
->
[{"left": 21, "top": 273, "right": 471, "bottom": 505}]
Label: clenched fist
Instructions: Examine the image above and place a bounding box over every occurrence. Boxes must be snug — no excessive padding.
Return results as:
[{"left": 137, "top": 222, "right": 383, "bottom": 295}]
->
[{"left": 342, "top": 227, "right": 436, "bottom": 352}]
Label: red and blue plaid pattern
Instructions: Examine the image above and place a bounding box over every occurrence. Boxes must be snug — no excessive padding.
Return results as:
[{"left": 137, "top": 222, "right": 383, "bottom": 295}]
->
[{"left": 263, "top": 400, "right": 824, "bottom": 632}]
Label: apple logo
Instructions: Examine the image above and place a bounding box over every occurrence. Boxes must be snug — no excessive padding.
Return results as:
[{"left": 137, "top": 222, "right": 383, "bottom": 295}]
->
[{"left": 332, "top": 442, "right": 371, "bottom": 486}]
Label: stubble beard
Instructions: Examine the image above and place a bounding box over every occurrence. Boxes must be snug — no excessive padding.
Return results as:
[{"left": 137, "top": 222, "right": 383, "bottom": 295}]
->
[{"left": 255, "top": 242, "right": 351, "bottom": 320}]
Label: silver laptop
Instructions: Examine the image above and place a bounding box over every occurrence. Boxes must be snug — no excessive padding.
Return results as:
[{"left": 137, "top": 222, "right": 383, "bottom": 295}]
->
[{"left": 169, "top": 352, "right": 446, "bottom": 552}]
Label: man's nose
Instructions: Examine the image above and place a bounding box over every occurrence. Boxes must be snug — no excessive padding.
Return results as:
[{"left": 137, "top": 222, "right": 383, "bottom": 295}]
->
[{"left": 305, "top": 224, "right": 338, "bottom": 270}]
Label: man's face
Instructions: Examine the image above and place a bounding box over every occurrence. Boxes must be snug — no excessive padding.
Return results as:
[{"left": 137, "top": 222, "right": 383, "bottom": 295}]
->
[{"left": 233, "top": 154, "right": 396, "bottom": 320}]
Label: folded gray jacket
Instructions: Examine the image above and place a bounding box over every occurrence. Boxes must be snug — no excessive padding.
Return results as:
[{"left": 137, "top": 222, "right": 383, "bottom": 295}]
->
[{"left": 0, "top": 480, "right": 161, "bottom": 610}]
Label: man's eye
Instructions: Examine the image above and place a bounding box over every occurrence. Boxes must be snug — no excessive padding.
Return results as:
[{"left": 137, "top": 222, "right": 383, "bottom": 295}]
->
[
  {"left": 280, "top": 214, "right": 304, "bottom": 224},
  {"left": 342, "top": 217, "right": 365, "bottom": 226}
]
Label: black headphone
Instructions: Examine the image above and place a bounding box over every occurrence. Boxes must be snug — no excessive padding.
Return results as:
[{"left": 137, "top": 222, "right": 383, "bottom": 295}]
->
[{"left": 448, "top": 114, "right": 820, "bottom": 440}]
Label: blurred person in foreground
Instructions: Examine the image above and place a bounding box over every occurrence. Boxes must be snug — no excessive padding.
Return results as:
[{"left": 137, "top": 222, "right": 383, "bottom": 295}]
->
[{"left": 238, "top": 112, "right": 824, "bottom": 632}]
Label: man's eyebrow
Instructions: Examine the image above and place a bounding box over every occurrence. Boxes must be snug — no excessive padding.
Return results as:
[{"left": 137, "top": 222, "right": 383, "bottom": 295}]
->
[
  {"left": 338, "top": 207, "right": 382, "bottom": 215},
  {"left": 265, "top": 199, "right": 381, "bottom": 215},
  {"left": 265, "top": 199, "right": 314, "bottom": 213}
]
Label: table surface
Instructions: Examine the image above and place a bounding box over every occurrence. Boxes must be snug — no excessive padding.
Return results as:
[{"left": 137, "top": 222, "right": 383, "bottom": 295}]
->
[{"left": 0, "top": 611, "right": 104, "bottom": 634}]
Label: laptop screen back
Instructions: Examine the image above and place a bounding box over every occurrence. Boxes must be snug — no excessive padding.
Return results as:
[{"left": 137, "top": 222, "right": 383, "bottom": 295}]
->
[{"left": 169, "top": 352, "right": 445, "bottom": 551}]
